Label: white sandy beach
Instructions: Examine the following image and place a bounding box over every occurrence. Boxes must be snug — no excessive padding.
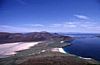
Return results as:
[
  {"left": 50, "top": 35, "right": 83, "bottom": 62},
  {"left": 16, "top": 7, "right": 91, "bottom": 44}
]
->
[
  {"left": 51, "top": 48, "right": 66, "bottom": 54},
  {"left": 0, "top": 42, "right": 40, "bottom": 57}
]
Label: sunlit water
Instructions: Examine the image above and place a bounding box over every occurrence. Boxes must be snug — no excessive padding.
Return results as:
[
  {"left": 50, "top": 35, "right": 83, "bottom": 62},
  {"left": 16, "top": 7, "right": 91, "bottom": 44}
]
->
[{"left": 0, "top": 42, "right": 40, "bottom": 58}]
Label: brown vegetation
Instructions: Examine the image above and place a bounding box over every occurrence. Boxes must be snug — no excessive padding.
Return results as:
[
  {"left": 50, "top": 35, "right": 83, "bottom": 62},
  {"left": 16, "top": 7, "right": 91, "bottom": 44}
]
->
[{"left": 0, "top": 32, "right": 73, "bottom": 44}]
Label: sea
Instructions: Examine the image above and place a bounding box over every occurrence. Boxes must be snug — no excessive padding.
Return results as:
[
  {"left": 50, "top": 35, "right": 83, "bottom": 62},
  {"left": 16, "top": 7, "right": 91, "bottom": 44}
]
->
[{"left": 61, "top": 33, "right": 100, "bottom": 61}]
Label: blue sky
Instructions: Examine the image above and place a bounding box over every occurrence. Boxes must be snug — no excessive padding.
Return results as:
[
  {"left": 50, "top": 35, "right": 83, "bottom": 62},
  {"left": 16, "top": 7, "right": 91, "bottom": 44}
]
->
[{"left": 0, "top": 0, "right": 100, "bottom": 33}]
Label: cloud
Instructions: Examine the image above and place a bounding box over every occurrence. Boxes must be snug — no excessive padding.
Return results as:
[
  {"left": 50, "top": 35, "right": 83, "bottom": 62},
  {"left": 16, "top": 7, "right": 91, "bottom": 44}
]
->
[
  {"left": 67, "top": 22, "right": 75, "bottom": 25},
  {"left": 0, "top": 21, "right": 100, "bottom": 33},
  {"left": 67, "top": 25, "right": 77, "bottom": 27},
  {"left": 0, "top": 25, "right": 37, "bottom": 33},
  {"left": 31, "top": 24, "right": 44, "bottom": 27},
  {"left": 49, "top": 22, "right": 78, "bottom": 28},
  {"left": 74, "top": 14, "right": 89, "bottom": 20},
  {"left": 49, "top": 24, "right": 62, "bottom": 27},
  {"left": 22, "top": 24, "right": 44, "bottom": 27},
  {"left": 63, "top": 22, "right": 77, "bottom": 28}
]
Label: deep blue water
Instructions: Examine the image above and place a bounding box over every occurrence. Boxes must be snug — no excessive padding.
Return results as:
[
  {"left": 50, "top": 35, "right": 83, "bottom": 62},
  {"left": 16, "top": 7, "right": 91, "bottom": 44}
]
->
[{"left": 63, "top": 34, "right": 100, "bottom": 61}]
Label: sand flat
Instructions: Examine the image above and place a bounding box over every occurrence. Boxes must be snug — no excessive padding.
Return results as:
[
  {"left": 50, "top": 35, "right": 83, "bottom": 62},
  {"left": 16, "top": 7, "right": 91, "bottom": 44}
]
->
[{"left": 0, "top": 42, "right": 40, "bottom": 57}]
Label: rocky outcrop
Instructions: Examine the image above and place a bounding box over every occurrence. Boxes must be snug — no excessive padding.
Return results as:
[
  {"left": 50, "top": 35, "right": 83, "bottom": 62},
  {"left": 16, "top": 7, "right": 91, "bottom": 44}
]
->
[{"left": 0, "top": 32, "right": 73, "bottom": 44}]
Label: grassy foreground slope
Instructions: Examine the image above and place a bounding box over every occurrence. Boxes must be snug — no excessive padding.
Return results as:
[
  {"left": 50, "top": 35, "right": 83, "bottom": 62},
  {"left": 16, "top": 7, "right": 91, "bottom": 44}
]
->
[{"left": 17, "top": 51, "right": 99, "bottom": 65}]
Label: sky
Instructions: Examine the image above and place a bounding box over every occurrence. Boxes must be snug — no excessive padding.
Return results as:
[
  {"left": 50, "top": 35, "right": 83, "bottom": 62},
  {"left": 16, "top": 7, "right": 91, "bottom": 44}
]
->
[{"left": 0, "top": 0, "right": 100, "bottom": 33}]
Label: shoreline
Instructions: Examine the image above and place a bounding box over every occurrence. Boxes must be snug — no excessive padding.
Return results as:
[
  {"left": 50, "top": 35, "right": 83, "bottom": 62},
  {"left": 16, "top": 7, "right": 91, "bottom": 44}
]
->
[
  {"left": 50, "top": 47, "right": 95, "bottom": 61},
  {"left": 0, "top": 41, "right": 99, "bottom": 64},
  {"left": 0, "top": 41, "right": 97, "bottom": 61}
]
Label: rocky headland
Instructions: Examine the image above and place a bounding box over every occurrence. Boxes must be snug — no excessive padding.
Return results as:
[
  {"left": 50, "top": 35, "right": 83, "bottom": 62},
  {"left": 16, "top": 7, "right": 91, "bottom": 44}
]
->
[{"left": 0, "top": 32, "right": 99, "bottom": 65}]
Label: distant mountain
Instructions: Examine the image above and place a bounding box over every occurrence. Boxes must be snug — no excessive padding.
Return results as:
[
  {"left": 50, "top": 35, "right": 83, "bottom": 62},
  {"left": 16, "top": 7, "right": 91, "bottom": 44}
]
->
[{"left": 0, "top": 32, "right": 73, "bottom": 44}]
